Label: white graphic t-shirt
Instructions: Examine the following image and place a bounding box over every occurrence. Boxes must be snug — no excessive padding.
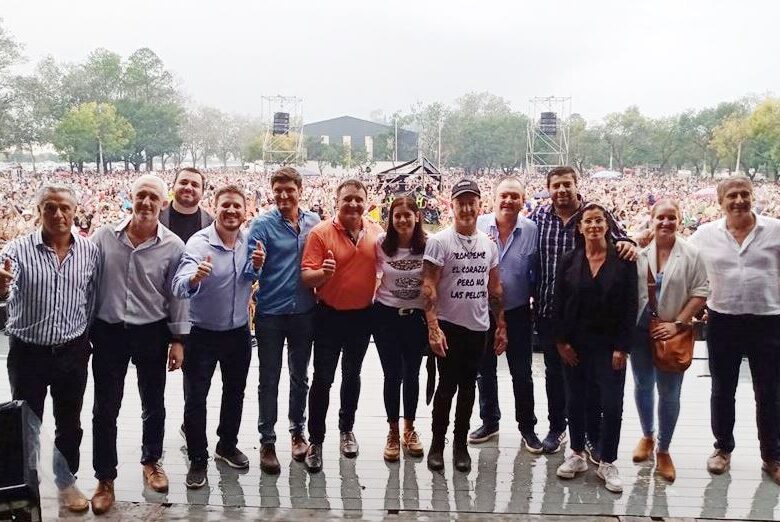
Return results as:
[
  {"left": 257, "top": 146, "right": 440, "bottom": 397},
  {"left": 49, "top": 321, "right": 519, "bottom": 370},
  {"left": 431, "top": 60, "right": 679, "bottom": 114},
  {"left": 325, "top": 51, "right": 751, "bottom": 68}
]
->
[
  {"left": 375, "top": 233, "right": 425, "bottom": 309},
  {"left": 423, "top": 227, "right": 499, "bottom": 331}
]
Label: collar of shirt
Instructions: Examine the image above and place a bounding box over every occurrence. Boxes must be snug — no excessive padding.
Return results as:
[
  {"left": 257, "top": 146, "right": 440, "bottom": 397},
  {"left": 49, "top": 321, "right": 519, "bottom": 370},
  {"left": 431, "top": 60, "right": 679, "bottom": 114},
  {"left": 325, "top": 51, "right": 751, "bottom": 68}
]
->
[
  {"left": 478, "top": 213, "right": 523, "bottom": 259},
  {"left": 333, "top": 216, "right": 367, "bottom": 245},
  {"left": 114, "top": 216, "right": 163, "bottom": 248},
  {"left": 205, "top": 222, "right": 245, "bottom": 251},
  {"left": 32, "top": 228, "right": 75, "bottom": 250}
]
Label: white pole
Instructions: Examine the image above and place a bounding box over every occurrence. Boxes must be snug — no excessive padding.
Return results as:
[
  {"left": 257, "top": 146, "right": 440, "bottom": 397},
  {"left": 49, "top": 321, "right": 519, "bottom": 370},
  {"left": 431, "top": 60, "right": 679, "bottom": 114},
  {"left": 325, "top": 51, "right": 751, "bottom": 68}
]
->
[
  {"left": 394, "top": 118, "right": 398, "bottom": 163},
  {"left": 437, "top": 117, "right": 443, "bottom": 170},
  {"left": 735, "top": 141, "right": 742, "bottom": 174}
]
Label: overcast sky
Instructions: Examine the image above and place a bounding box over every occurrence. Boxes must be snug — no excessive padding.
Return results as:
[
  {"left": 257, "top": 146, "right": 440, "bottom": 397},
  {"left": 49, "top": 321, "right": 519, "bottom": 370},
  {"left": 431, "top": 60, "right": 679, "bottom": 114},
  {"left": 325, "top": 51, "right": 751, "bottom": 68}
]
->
[{"left": 4, "top": 0, "right": 779, "bottom": 124}]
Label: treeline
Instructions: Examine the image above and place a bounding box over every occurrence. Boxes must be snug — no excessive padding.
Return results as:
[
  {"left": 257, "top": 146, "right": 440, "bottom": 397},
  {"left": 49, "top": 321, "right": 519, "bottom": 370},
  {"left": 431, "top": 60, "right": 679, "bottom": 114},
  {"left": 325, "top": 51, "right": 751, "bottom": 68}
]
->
[{"left": 1, "top": 20, "right": 779, "bottom": 178}]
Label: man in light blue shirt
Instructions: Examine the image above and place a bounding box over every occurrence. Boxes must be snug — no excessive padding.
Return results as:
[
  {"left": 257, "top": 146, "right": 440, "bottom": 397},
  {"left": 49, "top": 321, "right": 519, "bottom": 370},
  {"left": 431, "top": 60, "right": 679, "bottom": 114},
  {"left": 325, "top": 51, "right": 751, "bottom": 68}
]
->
[
  {"left": 172, "top": 185, "right": 264, "bottom": 489},
  {"left": 469, "top": 176, "right": 543, "bottom": 453},
  {"left": 244, "top": 167, "right": 321, "bottom": 474}
]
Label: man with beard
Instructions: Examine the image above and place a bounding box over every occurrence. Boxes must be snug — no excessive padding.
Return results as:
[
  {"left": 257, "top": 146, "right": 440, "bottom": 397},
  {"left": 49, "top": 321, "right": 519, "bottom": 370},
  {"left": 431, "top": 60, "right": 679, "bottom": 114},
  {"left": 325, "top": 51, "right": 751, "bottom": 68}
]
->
[
  {"left": 469, "top": 177, "right": 543, "bottom": 453},
  {"left": 300, "top": 179, "right": 383, "bottom": 472},
  {"left": 0, "top": 183, "right": 100, "bottom": 513},
  {"left": 690, "top": 176, "right": 780, "bottom": 484},
  {"left": 160, "top": 167, "right": 213, "bottom": 243},
  {"left": 172, "top": 185, "right": 265, "bottom": 489},
  {"left": 89, "top": 174, "right": 189, "bottom": 515},
  {"left": 530, "top": 166, "right": 636, "bottom": 458},
  {"left": 246, "top": 167, "right": 321, "bottom": 475},
  {"left": 423, "top": 178, "right": 507, "bottom": 473}
]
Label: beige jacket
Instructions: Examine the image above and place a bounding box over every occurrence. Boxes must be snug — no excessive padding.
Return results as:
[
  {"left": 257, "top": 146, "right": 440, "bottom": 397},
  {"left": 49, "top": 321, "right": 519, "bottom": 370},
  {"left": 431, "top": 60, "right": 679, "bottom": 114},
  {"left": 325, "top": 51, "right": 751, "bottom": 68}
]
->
[{"left": 636, "top": 235, "right": 710, "bottom": 324}]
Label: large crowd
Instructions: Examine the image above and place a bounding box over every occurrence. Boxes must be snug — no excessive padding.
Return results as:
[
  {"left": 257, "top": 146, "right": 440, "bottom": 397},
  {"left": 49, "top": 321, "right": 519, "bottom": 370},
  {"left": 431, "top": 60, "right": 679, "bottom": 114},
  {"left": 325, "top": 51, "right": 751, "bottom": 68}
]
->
[
  {"left": 1, "top": 167, "right": 779, "bottom": 244},
  {"left": 0, "top": 165, "right": 778, "bottom": 516}
]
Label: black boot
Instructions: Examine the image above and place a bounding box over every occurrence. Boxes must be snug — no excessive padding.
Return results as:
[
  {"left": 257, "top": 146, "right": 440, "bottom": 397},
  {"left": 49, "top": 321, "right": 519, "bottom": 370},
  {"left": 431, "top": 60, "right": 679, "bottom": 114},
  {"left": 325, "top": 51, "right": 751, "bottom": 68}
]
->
[
  {"left": 427, "top": 437, "right": 445, "bottom": 471},
  {"left": 453, "top": 440, "right": 471, "bottom": 472}
]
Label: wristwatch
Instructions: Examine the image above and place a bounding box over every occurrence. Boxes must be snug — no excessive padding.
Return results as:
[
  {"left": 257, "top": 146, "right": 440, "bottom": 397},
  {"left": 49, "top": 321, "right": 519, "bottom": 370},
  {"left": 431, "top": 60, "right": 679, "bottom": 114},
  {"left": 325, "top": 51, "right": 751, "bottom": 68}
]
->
[{"left": 673, "top": 320, "right": 686, "bottom": 329}]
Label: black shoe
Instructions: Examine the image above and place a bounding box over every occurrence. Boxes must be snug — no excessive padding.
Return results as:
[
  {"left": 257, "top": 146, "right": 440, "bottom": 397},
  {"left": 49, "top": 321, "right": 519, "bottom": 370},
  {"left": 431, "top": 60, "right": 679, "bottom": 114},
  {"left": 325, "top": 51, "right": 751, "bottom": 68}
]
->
[
  {"left": 185, "top": 461, "right": 207, "bottom": 489},
  {"left": 179, "top": 424, "right": 187, "bottom": 448},
  {"left": 453, "top": 443, "right": 471, "bottom": 472},
  {"left": 215, "top": 446, "right": 249, "bottom": 469},
  {"left": 340, "top": 431, "right": 359, "bottom": 458},
  {"left": 468, "top": 424, "right": 499, "bottom": 444},
  {"left": 305, "top": 443, "right": 323, "bottom": 473},
  {"left": 542, "top": 430, "right": 568, "bottom": 454},
  {"left": 584, "top": 437, "right": 601, "bottom": 465},
  {"left": 521, "top": 431, "right": 544, "bottom": 454},
  {"left": 427, "top": 440, "right": 445, "bottom": 471}
]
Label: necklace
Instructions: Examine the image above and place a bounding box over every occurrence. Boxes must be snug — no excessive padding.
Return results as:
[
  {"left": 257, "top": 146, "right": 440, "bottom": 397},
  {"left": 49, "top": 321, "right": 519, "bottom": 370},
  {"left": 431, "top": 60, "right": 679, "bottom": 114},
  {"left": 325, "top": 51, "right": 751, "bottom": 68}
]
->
[{"left": 456, "top": 231, "right": 477, "bottom": 254}]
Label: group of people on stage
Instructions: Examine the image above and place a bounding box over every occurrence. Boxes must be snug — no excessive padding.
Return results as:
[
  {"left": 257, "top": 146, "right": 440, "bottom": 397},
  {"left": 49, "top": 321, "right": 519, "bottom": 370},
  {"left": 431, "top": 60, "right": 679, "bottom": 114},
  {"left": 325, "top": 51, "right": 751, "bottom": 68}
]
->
[{"left": 1, "top": 165, "right": 778, "bottom": 515}]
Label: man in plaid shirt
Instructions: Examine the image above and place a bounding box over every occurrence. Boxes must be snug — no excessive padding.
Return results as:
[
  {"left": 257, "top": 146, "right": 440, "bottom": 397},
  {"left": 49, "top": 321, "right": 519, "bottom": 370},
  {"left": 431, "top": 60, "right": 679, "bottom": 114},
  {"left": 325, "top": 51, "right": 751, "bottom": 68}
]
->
[{"left": 530, "top": 166, "right": 637, "bottom": 458}]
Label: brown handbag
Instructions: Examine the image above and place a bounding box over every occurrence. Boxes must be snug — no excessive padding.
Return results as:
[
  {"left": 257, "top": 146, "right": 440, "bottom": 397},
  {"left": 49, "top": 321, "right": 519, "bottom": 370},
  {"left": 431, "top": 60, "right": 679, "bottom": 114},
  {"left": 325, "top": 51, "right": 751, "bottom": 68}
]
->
[{"left": 646, "top": 266, "right": 694, "bottom": 373}]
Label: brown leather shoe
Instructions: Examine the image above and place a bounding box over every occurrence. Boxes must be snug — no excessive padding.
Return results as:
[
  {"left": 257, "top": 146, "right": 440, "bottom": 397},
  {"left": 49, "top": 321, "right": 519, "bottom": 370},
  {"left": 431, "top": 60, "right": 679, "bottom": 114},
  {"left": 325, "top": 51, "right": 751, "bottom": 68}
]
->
[
  {"left": 143, "top": 462, "right": 169, "bottom": 492},
  {"left": 402, "top": 428, "right": 424, "bottom": 458},
  {"left": 91, "top": 480, "right": 115, "bottom": 515},
  {"left": 632, "top": 436, "right": 655, "bottom": 463},
  {"left": 291, "top": 433, "right": 308, "bottom": 463},
  {"left": 384, "top": 427, "right": 401, "bottom": 462},
  {"left": 260, "top": 443, "right": 281, "bottom": 474},
  {"left": 707, "top": 449, "right": 731, "bottom": 474},
  {"left": 762, "top": 461, "right": 780, "bottom": 485},
  {"left": 655, "top": 452, "right": 676, "bottom": 482},
  {"left": 58, "top": 484, "right": 89, "bottom": 513}
]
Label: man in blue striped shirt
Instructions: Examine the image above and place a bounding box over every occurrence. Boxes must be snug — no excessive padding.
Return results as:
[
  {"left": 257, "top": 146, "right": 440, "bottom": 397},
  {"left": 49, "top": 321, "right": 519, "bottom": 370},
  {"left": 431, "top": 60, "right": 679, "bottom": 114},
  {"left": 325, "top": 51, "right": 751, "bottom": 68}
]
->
[
  {"left": 0, "top": 183, "right": 100, "bottom": 514},
  {"left": 529, "top": 166, "right": 636, "bottom": 457},
  {"left": 172, "top": 184, "right": 263, "bottom": 489},
  {"left": 244, "top": 167, "right": 320, "bottom": 474}
]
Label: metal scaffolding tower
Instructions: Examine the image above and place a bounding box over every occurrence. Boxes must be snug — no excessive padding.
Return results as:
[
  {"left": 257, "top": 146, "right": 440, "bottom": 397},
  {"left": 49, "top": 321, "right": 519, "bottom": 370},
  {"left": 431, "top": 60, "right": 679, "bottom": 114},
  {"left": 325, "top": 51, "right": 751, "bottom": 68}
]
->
[
  {"left": 526, "top": 96, "right": 571, "bottom": 174},
  {"left": 261, "top": 95, "right": 304, "bottom": 169}
]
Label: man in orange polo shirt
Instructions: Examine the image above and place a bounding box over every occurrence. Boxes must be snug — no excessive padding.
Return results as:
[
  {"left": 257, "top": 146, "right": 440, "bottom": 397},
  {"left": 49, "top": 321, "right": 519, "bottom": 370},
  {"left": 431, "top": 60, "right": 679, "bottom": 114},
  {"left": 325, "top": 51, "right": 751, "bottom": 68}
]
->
[{"left": 300, "top": 179, "right": 383, "bottom": 472}]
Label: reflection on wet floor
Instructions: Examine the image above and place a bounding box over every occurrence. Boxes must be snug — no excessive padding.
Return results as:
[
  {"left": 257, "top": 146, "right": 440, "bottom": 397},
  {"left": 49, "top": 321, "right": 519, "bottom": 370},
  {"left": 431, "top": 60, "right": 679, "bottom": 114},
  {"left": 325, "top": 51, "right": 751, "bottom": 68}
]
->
[{"left": 1, "top": 337, "right": 777, "bottom": 520}]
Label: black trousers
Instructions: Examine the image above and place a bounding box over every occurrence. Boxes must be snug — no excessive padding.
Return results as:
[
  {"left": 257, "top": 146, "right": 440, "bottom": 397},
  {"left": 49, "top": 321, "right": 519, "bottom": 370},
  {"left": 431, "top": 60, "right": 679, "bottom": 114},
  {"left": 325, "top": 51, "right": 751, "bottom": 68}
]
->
[
  {"left": 7, "top": 333, "right": 90, "bottom": 487},
  {"left": 91, "top": 318, "right": 170, "bottom": 481},
  {"left": 537, "top": 316, "right": 601, "bottom": 441},
  {"left": 183, "top": 324, "right": 252, "bottom": 464},
  {"left": 562, "top": 337, "right": 626, "bottom": 463},
  {"left": 431, "top": 320, "right": 487, "bottom": 442},
  {"left": 707, "top": 310, "right": 780, "bottom": 462},
  {"left": 307, "top": 304, "right": 372, "bottom": 444}
]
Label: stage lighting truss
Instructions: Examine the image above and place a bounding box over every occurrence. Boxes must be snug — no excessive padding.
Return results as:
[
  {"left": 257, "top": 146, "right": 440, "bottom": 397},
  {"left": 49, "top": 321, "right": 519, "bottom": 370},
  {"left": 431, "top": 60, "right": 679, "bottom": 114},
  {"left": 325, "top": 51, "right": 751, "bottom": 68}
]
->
[
  {"left": 526, "top": 96, "right": 571, "bottom": 174},
  {"left": 261, "top": 95, "right": 304, "bottom": 168}
]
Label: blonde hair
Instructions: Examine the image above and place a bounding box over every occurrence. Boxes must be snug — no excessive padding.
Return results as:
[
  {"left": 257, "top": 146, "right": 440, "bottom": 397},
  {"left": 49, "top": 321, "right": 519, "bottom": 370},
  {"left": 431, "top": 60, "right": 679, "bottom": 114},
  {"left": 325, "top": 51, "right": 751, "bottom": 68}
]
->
[{"left": 650, "top": 198, "right": 681, "bottom": 219}]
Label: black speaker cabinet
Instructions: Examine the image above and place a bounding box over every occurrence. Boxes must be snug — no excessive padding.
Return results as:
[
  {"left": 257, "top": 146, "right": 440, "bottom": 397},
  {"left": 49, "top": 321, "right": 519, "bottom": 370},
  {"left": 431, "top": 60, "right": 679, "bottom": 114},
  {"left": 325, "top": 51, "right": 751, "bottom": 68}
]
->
[{"left": 0, "top": 401, "right": 41, "bottom": 521}]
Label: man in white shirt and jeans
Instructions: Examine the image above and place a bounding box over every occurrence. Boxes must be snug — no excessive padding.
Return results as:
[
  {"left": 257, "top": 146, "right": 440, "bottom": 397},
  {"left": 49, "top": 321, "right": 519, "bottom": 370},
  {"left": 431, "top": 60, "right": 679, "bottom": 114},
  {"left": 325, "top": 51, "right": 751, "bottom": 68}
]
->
[
  {"left": 422, "top": 179, "right": 507, "bottom": 473},
  {"left": 690, "top": 175, "right": 780, "bottom": 484}
]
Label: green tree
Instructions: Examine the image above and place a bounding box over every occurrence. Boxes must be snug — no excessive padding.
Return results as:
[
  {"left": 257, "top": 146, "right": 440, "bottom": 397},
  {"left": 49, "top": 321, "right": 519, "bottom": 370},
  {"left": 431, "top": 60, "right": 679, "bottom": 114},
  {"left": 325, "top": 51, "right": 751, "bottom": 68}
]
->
[{"left": 0, "top": 19, "right": 23, "bottom": 151}]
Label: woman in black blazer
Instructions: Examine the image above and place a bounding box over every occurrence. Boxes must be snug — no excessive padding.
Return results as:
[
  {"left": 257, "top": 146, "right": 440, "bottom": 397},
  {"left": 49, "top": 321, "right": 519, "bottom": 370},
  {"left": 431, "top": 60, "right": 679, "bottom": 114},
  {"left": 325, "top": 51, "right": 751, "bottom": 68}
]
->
[{"left": 552, "top": 202, "right": 638, "bottom": 493}]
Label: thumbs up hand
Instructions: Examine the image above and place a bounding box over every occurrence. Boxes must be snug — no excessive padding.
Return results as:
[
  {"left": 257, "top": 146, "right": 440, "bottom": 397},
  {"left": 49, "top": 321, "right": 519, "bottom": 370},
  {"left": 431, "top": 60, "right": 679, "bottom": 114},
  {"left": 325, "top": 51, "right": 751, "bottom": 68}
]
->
[
  {"left": 251, "top": 241, "right": 266, "bottom": 270},
  {"left": 0, "top": 258, "right": 13, "bottom": 296},
  {"left": 190, "top": 255, "right": 213, "bottom": 286},
  {"left": 322, "top": 249, "right": 336, "bottom": 278}
]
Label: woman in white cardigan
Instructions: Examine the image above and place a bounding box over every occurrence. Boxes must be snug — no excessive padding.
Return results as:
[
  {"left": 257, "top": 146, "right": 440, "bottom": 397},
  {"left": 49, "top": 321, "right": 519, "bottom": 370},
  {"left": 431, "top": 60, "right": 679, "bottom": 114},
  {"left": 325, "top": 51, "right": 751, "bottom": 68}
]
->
[{"left": 630, "top": 199, "right": 709, "bottom": 482}]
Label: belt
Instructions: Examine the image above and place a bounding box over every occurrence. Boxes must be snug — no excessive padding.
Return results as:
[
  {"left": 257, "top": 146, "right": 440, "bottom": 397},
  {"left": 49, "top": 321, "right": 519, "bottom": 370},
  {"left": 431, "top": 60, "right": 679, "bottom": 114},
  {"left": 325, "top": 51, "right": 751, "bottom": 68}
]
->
[{"left": 398, "top": 308, "right": 416, "bottom": 316}]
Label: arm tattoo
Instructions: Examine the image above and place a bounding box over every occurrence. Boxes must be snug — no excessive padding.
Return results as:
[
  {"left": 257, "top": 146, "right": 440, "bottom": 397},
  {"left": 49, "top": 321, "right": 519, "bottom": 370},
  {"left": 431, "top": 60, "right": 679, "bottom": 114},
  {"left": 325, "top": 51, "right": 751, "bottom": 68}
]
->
[{"left": 422, "top": 260, "right": 440, "bottom": 321}]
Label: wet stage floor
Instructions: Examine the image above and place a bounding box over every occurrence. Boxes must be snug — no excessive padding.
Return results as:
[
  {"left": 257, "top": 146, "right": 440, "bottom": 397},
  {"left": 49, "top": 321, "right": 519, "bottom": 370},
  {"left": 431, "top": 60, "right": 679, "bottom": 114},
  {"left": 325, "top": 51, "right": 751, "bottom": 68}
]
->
[{"left": 0, "top": 335, "right": 777, "bottom": 520}]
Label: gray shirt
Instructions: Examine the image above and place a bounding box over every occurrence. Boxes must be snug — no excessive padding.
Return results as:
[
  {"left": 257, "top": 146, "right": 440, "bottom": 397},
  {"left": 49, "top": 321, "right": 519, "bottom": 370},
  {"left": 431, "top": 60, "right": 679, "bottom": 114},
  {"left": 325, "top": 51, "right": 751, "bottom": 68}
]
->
[{"left": 91, "top": 217, "right": 190, "bottom": 335}]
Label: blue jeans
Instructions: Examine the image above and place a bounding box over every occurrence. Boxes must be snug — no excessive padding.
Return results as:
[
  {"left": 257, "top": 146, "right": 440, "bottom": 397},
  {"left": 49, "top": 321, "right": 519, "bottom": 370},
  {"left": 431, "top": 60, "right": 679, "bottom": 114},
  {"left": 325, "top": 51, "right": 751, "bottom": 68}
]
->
[
  {"left": 372, "top": 302, "right": 426, "bottom": 422},
  {"left": 256, "top": 311, "right": 314, "bottom": 444},
  {"left": 476, "top": 306, "right": 537, "bottom": 434},
  {"left": 630, "top": 326, "right": 684, "bottom": 452}
]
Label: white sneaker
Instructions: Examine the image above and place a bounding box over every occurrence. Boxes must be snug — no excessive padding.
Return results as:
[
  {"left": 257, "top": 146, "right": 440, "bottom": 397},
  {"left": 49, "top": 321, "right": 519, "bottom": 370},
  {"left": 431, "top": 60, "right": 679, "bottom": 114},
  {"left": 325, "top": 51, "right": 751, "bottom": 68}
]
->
[
  {"left": 596, "top": 461, "right": 623, "bottom": 493},
  {"left": 556, "top": 453, "right": 588, "bottom": 479}
]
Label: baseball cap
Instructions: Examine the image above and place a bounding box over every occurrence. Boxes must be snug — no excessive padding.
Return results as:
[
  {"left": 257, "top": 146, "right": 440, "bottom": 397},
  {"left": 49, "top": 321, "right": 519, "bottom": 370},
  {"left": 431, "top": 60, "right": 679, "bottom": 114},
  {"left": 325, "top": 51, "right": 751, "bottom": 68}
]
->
[{"left": 451, "top": 178, "right": 481, "bottom": 199}]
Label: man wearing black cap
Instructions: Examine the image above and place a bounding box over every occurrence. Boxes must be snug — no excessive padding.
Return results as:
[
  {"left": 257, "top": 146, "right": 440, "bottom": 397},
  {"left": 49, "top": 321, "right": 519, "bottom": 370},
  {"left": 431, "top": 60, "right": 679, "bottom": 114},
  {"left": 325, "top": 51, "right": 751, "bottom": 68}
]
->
[{"left": 422, "top": 179, "right": 507, "bottom": 473}]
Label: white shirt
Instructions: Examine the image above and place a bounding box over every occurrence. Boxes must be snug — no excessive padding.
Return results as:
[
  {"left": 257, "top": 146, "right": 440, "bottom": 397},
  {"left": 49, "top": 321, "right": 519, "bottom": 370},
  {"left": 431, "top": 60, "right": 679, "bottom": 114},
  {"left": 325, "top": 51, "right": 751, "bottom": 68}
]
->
[
  {"left": 423, "top": 227, "right": 500, "bottom": 331},
  {"left": 689, "top": 214, "right": 780, "bottom": 315},
  {"left": 375, "top": 233, "right": 425, "bottom": 309}
]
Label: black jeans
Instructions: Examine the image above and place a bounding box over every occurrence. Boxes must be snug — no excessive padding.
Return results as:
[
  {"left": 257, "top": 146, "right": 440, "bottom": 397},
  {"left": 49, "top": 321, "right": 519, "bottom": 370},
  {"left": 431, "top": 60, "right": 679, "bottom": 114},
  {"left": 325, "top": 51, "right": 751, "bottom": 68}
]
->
[
  {"left": 183, "top": 324, "right": 251, "bottom": 464},
  {"left": 562, "top": 336, "right": 626, "bottom": 463},
  {"left": 307, "top": 304, "right": 372, "bottom": 444},
  {"left": 372, "top": 302, "right": 426, "bottom": 423},
  {"left": 707, "top": 310, "right": 780, "bottom": 462},
  {"left": 431, "top": 320, "right": 487, "bottom": 442},
  {"left": 537, "top": 316, "right": 601, "bottom": 441},
  {"left": 7, "top": 333, "right": 90, "bottom": 488},
  {"left": 476, "top": 306, "right": 537, "bottom": 434},
  {"left": 256, "top": 311, "right": 314, "bottom": 444},
  {"left": 91, "top": 319, "right": 170, "bottom": 480}
]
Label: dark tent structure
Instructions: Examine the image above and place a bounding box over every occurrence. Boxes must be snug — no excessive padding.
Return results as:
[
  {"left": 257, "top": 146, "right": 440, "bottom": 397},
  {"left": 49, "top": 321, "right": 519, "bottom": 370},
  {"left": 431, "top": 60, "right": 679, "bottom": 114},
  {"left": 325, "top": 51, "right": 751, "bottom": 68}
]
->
[{"left": 377, "top": 156, "right": 442, "bottom": 193}]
